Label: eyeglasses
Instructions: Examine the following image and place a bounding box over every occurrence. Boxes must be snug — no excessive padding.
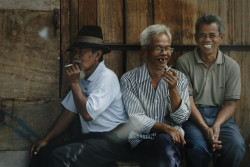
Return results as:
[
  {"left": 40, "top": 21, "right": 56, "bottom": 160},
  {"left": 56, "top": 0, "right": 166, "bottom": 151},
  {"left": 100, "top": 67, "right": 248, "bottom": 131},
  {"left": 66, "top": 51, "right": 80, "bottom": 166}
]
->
[{"left": 151, "top": 47, "right": 174, "bottom": 54}]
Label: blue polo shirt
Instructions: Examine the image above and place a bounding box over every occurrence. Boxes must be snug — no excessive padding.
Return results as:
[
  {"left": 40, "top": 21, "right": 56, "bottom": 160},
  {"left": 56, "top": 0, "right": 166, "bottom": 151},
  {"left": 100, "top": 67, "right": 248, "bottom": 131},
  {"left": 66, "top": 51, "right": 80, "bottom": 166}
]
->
[{"left": 62, "top": 61, "right": 127, "bottom": 133}]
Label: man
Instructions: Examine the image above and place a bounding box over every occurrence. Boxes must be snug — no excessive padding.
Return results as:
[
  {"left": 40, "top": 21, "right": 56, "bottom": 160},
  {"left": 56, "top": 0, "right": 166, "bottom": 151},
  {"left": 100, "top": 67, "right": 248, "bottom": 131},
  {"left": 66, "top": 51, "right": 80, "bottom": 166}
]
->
[
  {"left": 29, "top": 25, "right": 131, "bottom": 167},
  {"left": 176, "top": 13, "right": 245, "bottom": 167},
  {"left": 120, "top": 24, "right": 190, "bottom": 167}
]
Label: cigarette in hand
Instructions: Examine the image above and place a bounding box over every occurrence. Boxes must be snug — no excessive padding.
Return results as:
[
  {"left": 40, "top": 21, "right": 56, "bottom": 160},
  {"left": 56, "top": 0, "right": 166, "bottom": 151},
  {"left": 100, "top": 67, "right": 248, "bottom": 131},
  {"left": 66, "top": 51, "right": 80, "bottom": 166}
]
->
[
  {"left": 65, "top": 64, "right": 73, "bottom": 68},
  {"left": 165, "top": 65, "right": 172, "bottom": 71}
]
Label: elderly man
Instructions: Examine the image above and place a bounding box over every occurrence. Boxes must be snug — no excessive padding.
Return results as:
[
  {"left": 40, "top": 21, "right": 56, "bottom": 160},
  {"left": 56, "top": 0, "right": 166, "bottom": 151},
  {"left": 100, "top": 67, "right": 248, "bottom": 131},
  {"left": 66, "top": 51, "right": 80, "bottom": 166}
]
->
[
  {"left": 120, "top": 24, "right": 190, "bottom": 167},
  {"left": 176, "top": 13, "right": 245, "bottom": 167},
  {"left": 29, "top": 25, "right": 131, "bottom": 167}
]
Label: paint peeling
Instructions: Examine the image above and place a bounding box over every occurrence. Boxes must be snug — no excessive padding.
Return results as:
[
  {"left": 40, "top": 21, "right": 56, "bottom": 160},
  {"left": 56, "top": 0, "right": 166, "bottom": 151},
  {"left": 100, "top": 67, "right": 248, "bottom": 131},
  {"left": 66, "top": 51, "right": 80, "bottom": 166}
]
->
[{"left": 38, "top": 27, "right": 49, "bottom": 40}]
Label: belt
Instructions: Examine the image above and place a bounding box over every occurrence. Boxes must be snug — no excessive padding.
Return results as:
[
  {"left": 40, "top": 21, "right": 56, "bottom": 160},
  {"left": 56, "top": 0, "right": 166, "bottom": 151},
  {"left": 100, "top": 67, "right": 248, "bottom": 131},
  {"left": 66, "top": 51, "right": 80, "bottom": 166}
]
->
[{"left": 196, "top": 104, "right": 219, "bottom": 108}]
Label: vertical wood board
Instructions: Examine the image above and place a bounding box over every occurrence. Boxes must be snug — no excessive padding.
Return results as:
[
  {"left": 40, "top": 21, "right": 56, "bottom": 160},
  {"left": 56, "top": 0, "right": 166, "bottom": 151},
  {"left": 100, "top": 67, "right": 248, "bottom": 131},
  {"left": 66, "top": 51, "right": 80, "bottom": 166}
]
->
[
  {"left": 0, "top": 10, "right": 60, "bottom": 98},
  {"left": 97, "top": 0, "right": 123, "bottom": 78}
]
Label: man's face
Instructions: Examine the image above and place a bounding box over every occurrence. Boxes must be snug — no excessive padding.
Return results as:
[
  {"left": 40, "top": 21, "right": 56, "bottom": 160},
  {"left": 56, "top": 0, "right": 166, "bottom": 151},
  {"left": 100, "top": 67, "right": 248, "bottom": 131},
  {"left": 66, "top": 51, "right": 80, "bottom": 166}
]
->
[
  {"left": 195, "top": 23, "right": 224, "bottom": 56},
  {"left": 146, "top": 33, "right": 172, "bottom": 70},
  {"left": 71, "top": 48, "right": 100, "bottom": 73}
]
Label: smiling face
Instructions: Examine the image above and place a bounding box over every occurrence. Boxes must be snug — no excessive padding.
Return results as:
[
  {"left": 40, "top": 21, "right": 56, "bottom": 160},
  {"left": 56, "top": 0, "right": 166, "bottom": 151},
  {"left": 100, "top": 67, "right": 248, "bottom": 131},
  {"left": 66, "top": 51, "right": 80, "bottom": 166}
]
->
[
  {"left": 145, "top": 33, "right": 172, "bottom": 71},
  {"left": 195, "top": 22, "right": 224, "bottom": 57}
]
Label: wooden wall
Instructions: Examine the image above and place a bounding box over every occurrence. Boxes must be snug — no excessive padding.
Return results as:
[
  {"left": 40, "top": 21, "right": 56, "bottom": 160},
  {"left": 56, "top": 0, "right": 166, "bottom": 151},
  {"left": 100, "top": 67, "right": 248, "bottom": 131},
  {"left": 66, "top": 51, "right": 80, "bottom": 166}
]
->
[
  {"left": 61, "top": 0, "right": 250, "bottom": 166},
  {"left": 0, "top": 0, "right": 62, "bottom": 151},
  {"left": 0, "top": 0, "right": 249, "bottom": 166}
]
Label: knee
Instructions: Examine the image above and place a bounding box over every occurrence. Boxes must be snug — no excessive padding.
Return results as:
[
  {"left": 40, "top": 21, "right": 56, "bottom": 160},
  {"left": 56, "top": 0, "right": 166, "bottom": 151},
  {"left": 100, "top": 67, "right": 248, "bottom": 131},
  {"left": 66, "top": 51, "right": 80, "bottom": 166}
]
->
[
  {"left": 223, "top": 136, "right": 245, "bottom": 157},
  {"left": 187, "top": 141, "right": 212, "bottom": 159}
]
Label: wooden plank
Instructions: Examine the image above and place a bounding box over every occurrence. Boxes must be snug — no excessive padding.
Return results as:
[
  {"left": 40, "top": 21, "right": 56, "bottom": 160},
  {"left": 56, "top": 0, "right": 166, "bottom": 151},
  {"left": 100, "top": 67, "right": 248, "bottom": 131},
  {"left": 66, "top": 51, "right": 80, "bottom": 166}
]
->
[
  {"left": 233, "top": 0, "right": 249, "bottom": 45},
  {"left": 0, "top": 99, "right": 62, "bottom": 150},
  {"left": 181, "top": 0, "right": 198, "bottom": 45},
  {"left": 79, "top": 0, "right": 97, "bottom": 28},
  {"left": 60, "top": 0, "right": 71, "bottom": 98},
  {"left": 125, "top": 0, "right": 152, "bottom": 71},
  {"left": 154, "top": 0, "right": 182, "bottom": 45},
  {"left": 97, "top": 0, "right": 123, "bottom": 78},
  {"left": 230, "top": 51, "right": 250, "bottom": 167},
  {"left": 0, "top": 0, "right": 60, "bottom": 11},
  {"left": 0, "top": 9, "right": 60, "bottom": 99},
  {"left": 69, "top": 0, "right": 79, "bottom": 44}
]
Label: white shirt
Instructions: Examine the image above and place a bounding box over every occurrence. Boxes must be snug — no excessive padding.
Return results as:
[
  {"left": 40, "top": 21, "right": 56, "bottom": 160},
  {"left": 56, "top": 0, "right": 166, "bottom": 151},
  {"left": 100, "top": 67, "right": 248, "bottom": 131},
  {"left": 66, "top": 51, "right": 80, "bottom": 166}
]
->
[
  {"left": 62, "top": 61, "right": 128, "bottom": 133},
  {"left": 120, "top": 63, "right": 190, "bottom": 148}
]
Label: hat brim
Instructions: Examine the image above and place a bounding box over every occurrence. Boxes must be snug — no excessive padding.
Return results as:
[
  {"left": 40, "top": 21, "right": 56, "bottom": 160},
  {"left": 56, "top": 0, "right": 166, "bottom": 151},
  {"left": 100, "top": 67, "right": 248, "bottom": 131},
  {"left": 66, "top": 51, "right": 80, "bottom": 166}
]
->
[{"left": 66, "top": 42, "right": 111, "bottom": 55}]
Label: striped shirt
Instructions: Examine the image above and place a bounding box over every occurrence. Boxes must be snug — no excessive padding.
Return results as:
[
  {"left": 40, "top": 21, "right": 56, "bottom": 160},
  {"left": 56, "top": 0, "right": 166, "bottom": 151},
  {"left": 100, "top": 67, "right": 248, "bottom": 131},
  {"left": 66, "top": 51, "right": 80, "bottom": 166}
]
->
[{"left": 120, "top": 63, "right": 191, "bottom": 148}]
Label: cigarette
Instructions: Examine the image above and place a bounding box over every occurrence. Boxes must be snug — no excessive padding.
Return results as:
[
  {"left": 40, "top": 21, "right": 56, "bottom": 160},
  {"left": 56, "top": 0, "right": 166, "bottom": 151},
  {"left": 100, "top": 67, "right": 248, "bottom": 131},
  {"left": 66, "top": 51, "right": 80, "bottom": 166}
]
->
[
  {"left": 165, "top": 65, "right": 172, "bottom": 71},
  {"left": 65, "top": 64, "right": 73, "bottom": 68}
]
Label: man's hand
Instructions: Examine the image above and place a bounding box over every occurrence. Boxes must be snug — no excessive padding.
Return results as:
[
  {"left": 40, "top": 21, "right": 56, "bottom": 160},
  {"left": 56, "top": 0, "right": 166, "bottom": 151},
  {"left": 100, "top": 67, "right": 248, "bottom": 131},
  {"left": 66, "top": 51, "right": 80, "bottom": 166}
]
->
[
  {"left": 65, "top": 64, "right": 81, "bottom": 85},
  {"left": 203, "top": 126, "right": 222, "bottom": 151},
  {"left": 30, "top": 139, "right": 48, "bottom": 157},
  {"left": 165, "top": 126, "right": 186, "bottom": 147},
  {"left": 162, "top": 68, "right": 178, "bottom": 89}
]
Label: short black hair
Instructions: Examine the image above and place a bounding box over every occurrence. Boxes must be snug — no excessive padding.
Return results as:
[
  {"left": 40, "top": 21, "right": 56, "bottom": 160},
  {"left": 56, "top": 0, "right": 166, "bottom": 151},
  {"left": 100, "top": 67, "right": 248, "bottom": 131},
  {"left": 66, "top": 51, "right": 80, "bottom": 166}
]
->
[{"left": 195, "top": 13, "right": 224, "bottom": 34}]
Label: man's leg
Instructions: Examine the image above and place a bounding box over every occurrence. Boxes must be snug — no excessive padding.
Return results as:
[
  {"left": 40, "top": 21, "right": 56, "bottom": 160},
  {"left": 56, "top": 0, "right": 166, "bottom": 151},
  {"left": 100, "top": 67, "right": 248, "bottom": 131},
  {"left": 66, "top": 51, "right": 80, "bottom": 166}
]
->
[
  {"left": 183, "top": 120, "right": 212, "bottom": 167},
  {"left": 215, "top": 119, "right": 245, "bottom": 167},
  {"left": 133, "top": 133, "right": 181, "bottom": 167},
  {"left": 49, "top": 132, "right": 132, "bottom": 167}
]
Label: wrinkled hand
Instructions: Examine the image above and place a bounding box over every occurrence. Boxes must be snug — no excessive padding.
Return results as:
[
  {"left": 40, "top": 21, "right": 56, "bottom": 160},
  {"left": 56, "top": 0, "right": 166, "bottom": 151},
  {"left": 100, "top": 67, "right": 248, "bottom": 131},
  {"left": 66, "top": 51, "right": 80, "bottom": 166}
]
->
[
  {"left": 65, "top": 64, "right": 81, "bottom": 85},
  {"left": 211, "top": 124, "right": 222, "bottom": 151},
  {"left": 162, "top": 68, "right": 178, "bottom": 89},
  {"left": 166, "top": 126, "right": 186, "bottom": 147},
  {"left": 204, "top": 126, "right": 222, "bottom": 151},
  {"left": 30, "top": 139, "right": 48, "bottom": 158}
]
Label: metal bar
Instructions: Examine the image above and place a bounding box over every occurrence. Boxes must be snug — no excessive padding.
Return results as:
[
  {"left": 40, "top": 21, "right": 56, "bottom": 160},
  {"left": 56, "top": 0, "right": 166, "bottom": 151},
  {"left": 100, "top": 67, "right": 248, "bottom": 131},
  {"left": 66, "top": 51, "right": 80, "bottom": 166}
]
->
[{"left": 105, "top": 44, "right": 250, "bottom": 51}]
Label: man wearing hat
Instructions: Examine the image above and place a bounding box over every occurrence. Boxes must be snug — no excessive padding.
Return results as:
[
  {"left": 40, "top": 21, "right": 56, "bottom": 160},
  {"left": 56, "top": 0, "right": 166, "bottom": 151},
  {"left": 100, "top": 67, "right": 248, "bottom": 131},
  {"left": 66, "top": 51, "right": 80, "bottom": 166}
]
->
[{"left": 29, "top": 25, "right": 131, "bottom": 167}]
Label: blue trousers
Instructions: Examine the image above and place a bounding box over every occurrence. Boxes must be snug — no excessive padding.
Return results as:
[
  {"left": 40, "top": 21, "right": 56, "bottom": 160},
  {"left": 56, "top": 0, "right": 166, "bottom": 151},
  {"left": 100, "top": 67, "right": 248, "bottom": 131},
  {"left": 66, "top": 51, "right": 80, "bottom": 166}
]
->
[
  {"left": 133, "top": 133, "right": 181, "bottom": 167},
  {"left": 183, "top": 107, "right": 245, "bottom": 167}
]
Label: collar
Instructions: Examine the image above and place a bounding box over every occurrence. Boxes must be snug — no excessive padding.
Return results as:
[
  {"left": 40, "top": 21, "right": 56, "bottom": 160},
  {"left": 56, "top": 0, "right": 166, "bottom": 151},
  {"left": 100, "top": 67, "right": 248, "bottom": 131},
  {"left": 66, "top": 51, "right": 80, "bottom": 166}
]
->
[
  {"left": 194, "top": 47, "right": 224, "bottom": 65},
  {"left": 87, "top": 61, "right": 105, "bottom": 82}
]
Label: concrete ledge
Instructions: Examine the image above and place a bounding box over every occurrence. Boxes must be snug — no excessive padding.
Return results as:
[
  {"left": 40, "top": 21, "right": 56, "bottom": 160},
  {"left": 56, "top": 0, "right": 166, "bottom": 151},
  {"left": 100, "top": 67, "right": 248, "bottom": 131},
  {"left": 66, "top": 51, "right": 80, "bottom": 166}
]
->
[{"left": 0, "top": 151, "right": 29, "bottom": 167}]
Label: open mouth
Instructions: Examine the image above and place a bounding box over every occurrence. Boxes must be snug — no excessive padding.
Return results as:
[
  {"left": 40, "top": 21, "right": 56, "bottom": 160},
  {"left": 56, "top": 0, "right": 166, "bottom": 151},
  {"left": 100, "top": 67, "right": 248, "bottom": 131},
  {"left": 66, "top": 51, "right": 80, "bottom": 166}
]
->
[
  {"left": 159, "top": 57, "right": 168, "bottom": 63},
  {"left": 204, "top": 44, "right": 212, "bottom": 49}
]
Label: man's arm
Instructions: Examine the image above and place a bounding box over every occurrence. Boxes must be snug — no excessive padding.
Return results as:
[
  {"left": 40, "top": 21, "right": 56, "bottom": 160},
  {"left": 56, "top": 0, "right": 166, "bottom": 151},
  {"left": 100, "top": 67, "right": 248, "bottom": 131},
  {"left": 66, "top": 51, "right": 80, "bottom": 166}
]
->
[
  {"left": 30, "top": 109, "right": 77, "bottom": 157},
  {"left": 211, "top": 100, "right": 237, "bottom": 150},
  {"left": 150, "top": 122, "right": 186, "bottom": 146},
  {"left": 66, "top": 65, "right": 92, "bottom": 122},
  {"left": 189, "top": 96, "right": 222, "bottom": 151}
]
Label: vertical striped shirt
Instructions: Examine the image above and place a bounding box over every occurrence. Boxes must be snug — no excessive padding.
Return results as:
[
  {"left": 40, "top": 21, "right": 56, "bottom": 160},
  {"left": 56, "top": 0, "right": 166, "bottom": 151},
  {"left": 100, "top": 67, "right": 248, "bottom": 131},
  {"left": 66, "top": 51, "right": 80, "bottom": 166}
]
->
[{"left": 120, "top": 63, "right": 190, "bottom": 148}]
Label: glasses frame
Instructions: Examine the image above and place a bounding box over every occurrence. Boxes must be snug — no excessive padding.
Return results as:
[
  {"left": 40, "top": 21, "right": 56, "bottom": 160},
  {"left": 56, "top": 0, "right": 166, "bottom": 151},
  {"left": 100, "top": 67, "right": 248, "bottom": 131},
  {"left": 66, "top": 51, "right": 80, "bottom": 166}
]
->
[{"left": 150, "top": 46, "right": 174, "bottom": 54}]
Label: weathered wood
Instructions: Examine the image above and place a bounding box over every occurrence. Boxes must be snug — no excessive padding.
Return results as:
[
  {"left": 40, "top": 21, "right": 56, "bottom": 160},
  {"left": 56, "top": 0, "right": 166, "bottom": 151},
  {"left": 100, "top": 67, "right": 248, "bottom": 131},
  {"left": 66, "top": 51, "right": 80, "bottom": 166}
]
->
[
  {"left": 0, "top": 9, "right": 60, "bottom": 99},
  {"left": 70, "top": 0, "right": 79, "bottom": 44},
  {"left": 0, "top": 99, "right": 62, "bottom": 150},
  {"left": 97, "top": 0, "right": 124, "bottom": 78},
  {"left": 0, "top": 0, "right": 59, "bottom": 11},
  {"left": 229, "top": 51, "right": 250, "bottom": 167},
  {"left": 125, "top": 0, "right": 152, "bottom": 71},
  {"left": 181, "top": 0, "right": 198, "bottom": 45},
  {"left": 154, "top": 0, "right": 182, "bottom": 45},
  {"left": 79, "top": 0, "right": 97, "bottom": 28},
  {"left": 60, "top": 0, "right": 71, "bottom": 98}
]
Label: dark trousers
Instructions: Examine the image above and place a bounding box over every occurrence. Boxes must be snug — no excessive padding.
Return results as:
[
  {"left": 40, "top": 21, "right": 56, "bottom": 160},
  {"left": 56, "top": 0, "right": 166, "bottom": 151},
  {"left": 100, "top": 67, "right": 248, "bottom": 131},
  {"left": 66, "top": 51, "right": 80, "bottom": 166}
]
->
[
  {"left": 183, "top": 107, "right": 245, "bottom": 167},
  {"left": 133, "top": 133, "right": 181, "bottom": 167},
  {"left": 29, "top": 132, "right": 132, "bottom": 167}
]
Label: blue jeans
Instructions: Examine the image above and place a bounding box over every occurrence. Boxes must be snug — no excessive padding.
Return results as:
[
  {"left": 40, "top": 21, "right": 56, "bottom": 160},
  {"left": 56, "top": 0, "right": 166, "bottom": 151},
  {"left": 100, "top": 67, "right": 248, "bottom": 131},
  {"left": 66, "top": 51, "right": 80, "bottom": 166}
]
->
[{"left": 183, "top": 107, "right": 245, "bottom": 167}]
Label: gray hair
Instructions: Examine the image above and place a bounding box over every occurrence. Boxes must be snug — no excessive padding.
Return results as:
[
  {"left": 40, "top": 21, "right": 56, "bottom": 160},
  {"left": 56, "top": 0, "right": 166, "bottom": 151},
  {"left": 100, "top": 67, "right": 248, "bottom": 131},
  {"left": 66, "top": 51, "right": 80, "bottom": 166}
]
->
[
  {"left": 140, "top": 24, "right": 172, "bottom": 46},
  {"left": 195, "top": 13, "right": 224, "bottom": 34}
]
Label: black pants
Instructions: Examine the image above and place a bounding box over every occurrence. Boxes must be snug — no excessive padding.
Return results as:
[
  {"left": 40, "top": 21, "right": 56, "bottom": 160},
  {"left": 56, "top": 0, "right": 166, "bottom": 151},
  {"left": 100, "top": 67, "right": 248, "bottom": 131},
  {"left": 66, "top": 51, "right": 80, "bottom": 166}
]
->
[{"left": 29, "top": 132, "right": 132, "bottom": 167}]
